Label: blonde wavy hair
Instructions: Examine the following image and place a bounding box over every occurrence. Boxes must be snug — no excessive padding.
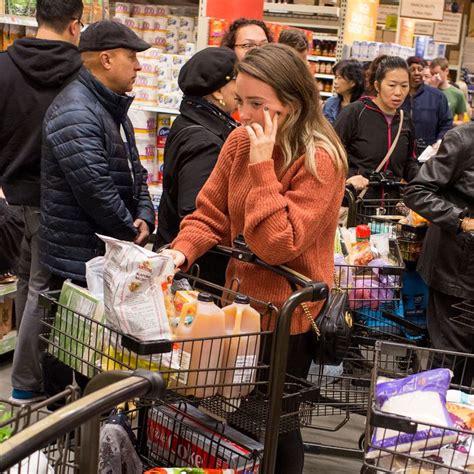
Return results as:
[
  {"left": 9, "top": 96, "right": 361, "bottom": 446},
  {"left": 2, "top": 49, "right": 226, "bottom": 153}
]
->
[{"left": 236, "top": 43, "right": 348, "bottom": 177}]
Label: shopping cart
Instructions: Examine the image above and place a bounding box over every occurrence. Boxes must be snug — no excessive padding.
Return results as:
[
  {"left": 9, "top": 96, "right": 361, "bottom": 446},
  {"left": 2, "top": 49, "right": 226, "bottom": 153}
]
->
[
  {"left": 452, "top": 300, "right": 474, "bottom": 333},
  {"left": 363, "top": 340, "right": 474, "bottom": 473},
  {"left": 0, "top": 370, "right": 165, "bottom": 473},
  {"left": 38, "top": 243, "right": 329, "bottom": 474}
]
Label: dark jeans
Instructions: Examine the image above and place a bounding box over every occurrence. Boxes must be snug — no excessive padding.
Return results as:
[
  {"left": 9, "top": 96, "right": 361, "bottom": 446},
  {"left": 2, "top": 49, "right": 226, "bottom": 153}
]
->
[
  {"left": 274, "top": 331, "right": 314, "bottom": 473},
  {"left": 428, "top": 288, "right": 474, "bottom": 387}
]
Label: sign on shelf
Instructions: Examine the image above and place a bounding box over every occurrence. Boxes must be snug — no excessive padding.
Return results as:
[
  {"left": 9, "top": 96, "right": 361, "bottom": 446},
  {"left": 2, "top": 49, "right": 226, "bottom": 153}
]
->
[
  {"left": 414, "top": 21, "right": 435, "bottom": 36},
  {"left": 400, "top": 0, "right": 445, "bottom": 22},
  {"left": 433, "top": 12, "right": 463, "bottom": 45}
]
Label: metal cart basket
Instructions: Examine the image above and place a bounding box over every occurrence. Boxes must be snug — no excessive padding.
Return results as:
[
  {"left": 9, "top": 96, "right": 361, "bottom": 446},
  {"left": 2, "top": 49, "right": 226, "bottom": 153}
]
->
[
  {"left": 38, "top": 244, "right": 328, "bottom": 474},
  {"left": 364, "top": 341, "right": 474, "bottom": 473}
]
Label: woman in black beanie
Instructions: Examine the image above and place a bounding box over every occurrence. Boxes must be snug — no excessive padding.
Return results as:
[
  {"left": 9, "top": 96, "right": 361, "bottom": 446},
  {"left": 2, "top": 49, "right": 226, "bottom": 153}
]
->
[{"left": 154, "top": 47, "right": 239, "bottom": 286}]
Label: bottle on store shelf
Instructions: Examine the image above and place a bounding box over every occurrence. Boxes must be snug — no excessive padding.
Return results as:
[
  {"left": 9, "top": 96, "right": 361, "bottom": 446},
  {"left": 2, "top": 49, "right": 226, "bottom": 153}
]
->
[
  {"left": 219, "top": 295, "right": 261, "bottom": 400},
  {"left": 173, "top": 292, "right": 226, "bottom": 398},
  {"left": 314, "top": 62, "right": 320, "bottom": 73},
  {"left": 324, "top": 82, "right": 332, "bottom": 92}
]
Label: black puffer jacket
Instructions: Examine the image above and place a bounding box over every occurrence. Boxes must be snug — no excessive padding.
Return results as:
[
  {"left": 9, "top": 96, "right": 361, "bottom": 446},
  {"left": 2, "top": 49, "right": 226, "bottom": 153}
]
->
[
  {"left": 334, "top": 97, "right": 419, "bottom": 181},
  {"left": 404, "top": 123, "right": 474, "bottom": 299},
  {"left": 0, "top": 38, "right": 81, "bottom": 206},
  {"left": 40, "top": 67, "right": 155, "bottom": 281}
]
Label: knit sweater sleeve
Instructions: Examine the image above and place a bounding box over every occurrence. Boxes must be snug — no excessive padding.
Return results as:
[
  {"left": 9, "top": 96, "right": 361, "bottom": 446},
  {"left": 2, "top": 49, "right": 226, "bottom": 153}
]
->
[
  {"left": 170, "top": 129, "right": 235, "bottom": 269},
  {"left": 243, "top": 148, "right": 343, "bottom": 265}
]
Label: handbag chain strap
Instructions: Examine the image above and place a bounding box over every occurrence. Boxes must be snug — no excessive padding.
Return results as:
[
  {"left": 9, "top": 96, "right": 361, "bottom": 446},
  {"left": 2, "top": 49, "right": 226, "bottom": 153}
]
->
[{"left": 301, "top": 268, "right": 342, "bottom": 339}]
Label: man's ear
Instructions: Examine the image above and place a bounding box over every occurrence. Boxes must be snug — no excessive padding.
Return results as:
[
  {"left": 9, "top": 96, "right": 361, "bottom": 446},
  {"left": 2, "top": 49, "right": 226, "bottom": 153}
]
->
[{"left": 99, "top": 51, "right": 113, "bottom": 71}]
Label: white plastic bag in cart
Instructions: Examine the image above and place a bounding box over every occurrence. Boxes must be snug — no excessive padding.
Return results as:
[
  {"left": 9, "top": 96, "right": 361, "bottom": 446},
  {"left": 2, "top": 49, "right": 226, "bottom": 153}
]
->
[
  {"left": 9, "top": 450, "right": 53, "bottom": 474},
  {"left": 86, "top": 256, "right": 105, "bottom": 301},
  {"left": 98, "top": 235, "right": 174, "bottom": 341}
]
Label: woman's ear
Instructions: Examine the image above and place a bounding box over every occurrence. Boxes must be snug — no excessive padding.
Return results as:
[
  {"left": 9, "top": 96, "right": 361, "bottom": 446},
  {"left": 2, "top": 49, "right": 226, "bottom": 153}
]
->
[
  {"left": 374, "top": 80, "right": 380, "bottom": 93},
  {"left": 211, "top": 89, "right": 224, "bottom": 102}
]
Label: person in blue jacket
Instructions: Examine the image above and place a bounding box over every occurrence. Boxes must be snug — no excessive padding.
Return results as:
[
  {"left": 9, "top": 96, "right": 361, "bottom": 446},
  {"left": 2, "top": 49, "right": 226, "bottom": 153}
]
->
[
  {"left": 402, "top": 56, "right": 453, "bottom": 155},
  {"left": 323, "top": 60, "right": 365, "bottom": 124}
]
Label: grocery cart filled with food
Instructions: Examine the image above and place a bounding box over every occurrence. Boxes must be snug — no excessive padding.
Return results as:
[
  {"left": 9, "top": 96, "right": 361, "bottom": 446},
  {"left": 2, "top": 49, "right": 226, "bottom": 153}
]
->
[
  {"left": 363, "top": 340, "right": 474, "bottom": 473},
  {"left": 35, "top": 236, "right": 330, "bottom": 473}
]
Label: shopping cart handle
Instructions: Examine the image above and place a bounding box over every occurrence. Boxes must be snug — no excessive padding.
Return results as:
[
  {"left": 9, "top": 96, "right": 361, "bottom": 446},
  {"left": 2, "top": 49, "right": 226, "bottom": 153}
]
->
[{"left": 370, "top": 410, "right": 418, "bottom": 434}]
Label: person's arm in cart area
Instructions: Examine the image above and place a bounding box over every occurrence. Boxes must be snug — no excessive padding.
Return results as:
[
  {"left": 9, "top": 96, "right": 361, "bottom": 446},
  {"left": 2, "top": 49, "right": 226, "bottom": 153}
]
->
[
  {"left": 404, "top": 127, "right": 473, "bottom": 234},
  {"left": 44, "top": 105, "right": 138, "bottom": 242},
  {"left": 133, "top": 160, "right": 155, "bottom": 246}
]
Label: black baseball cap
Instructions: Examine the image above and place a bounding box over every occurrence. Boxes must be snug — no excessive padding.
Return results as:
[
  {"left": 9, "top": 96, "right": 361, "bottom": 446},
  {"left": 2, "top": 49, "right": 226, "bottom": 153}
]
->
[
  {"left": 179, "top": 47, "right": 237, "bottom": 97},
  {"left": 79, "top": 20, "right": 151, "bottom": 53}
]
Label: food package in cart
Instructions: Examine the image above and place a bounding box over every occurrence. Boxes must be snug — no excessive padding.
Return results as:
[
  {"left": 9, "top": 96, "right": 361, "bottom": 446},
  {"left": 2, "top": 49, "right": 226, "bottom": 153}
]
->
[
  {"left": 146, "top": 403, "right": 262, "bottom": 473},
  {"left": 98, "top": 235, "right": 174, "bottom": 341}
]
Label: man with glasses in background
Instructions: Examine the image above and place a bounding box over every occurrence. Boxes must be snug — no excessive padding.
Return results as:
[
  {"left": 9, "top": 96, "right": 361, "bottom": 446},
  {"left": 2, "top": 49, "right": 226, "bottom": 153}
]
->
[{"left": 0, "top": 0, "right": 84, "bottom": 404}]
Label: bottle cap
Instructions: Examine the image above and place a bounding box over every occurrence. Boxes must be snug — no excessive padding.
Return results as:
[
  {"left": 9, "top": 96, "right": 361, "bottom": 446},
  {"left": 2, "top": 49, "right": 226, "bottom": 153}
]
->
[
  {"left": 234, "top": 294, "right": 250, "bottom": 305},
  {"left": 356, "top": 224, "right": 371, "bottom": 240},
  {"left": 197, "top": 292, "right": 213, "bottom": 303}
]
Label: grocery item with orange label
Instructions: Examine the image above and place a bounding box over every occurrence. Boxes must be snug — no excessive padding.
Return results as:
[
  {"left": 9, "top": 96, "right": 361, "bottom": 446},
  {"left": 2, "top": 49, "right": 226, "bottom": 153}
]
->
[
  {"left": 219, "top": 295, "right": 261, "bottom": 400},
  {"left": 172, "top": 292, "right": 227, "bottom": 397}
]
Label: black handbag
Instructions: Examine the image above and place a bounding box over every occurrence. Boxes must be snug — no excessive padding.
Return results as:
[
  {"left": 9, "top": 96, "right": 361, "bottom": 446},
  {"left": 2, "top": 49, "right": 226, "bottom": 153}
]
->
[
  {"left": 301, "top": 288, "right": 352, "bottom": 366},
  {"left": 282, "top": 265, "right": 353, "bottom": 366}
]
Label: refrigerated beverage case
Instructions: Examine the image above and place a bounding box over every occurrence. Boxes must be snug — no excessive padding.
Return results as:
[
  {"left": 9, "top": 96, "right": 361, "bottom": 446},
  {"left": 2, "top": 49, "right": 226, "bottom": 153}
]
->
[
  {"left": 219, "top": 295, "right": 261, "bottom": 399},
  {"left": 173, "top": 292, "right": 226, "bottom": 398}
]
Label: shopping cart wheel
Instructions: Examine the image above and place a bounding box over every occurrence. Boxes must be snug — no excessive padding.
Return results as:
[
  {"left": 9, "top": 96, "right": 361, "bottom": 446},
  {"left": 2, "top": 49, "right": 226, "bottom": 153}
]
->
[{"left": 358, "top": 432, "right": 365, "bottom": 451}]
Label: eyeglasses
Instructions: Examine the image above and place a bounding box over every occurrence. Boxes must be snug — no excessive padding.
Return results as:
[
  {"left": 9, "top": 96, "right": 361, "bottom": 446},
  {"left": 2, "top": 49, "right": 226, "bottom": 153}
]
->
[
  {"left": 72, "top": 18, "right": 85, "bottom": 30},
  {"left": 234, "top": 41, "right": 269, "bottom": 50}
]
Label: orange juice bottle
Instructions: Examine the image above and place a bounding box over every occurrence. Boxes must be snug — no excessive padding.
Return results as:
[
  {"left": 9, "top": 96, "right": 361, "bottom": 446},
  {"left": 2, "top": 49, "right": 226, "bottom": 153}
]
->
[
  {"left": 173, "top": 293, "right": 226, "bottom": 398},
  {"left": 219, "top": 295, "right": 261, "bottom": 399}
]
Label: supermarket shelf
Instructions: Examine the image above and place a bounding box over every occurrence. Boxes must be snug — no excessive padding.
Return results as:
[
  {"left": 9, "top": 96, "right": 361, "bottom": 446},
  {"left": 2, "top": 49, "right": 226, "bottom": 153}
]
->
[
  {"left": 308, "top": 55, "right": 337, "bottom": 62},
  {"left": 131, "top": 104, "right": 179, "bottom": 114},
  {"left": 0, "top": 14, "right": 37, "bottom": 27},
  {"left": 263, "top": 3, "right": 340, "bottom": 18},
  {"left": 315, "top": 73, "right": 335, "bottom": 80},
  {"left": 320, "top": 91, "right": 334, "bottom": 98},
  {"left": 0, "top": 281, "right": 17, "bottom": 297},
  {"left": 0, "top": 330, "right": 17, "bottom": 355}
]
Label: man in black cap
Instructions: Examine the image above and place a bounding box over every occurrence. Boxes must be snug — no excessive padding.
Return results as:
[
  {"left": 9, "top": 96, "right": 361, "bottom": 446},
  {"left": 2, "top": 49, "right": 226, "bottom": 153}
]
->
[
  {"left": 39, "top": 20, "right": 155, "bottom": 396},
  {"left": 41, "top": 19, "right": 155, "bottom": 279}
]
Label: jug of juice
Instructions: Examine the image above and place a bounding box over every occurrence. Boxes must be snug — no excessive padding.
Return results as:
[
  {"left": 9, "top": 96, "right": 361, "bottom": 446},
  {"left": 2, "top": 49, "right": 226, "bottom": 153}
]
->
[
  {"left": 219, "top": 295, "right": 261, "bottom": 399},
  {"left": 173, "top": 292, "right": 226, "bottom": 398}
]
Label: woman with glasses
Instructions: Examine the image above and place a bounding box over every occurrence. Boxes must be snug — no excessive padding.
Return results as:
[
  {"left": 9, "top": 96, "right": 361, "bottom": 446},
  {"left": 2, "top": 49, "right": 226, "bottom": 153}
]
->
[{"left": 220, "top": 17, "right": 273, "bottom": 61}]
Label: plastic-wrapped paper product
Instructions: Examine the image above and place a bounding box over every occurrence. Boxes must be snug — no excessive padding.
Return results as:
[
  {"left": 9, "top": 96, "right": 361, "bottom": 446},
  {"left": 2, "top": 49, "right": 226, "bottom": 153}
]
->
[{"left": 367, "top": 368, "right": 458, "bottom": 459}]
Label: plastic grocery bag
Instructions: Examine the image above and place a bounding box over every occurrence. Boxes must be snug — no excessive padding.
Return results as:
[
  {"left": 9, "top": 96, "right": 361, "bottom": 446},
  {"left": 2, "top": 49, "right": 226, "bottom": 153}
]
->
[{"left": 98, "top": 235, "right": 174, "bottom": 342}]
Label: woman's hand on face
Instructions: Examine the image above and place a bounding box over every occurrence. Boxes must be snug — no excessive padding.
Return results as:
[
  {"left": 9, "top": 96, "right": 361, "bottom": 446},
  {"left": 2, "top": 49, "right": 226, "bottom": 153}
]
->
[
  {"left": 160, "top": 249, "right": 186, "bottom": 272},
  {"left": 346, "top": 175, "right": 369, "bottom": 191},
  {"left": 245, "top": 107, "right": 278, "bottom": 164}
]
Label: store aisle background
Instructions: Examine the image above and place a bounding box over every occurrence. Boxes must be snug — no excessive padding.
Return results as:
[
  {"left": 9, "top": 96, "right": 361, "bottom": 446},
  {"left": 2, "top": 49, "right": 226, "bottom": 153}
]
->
[{"left": 0, "top": 354, "right": 363, "bottom": 472}]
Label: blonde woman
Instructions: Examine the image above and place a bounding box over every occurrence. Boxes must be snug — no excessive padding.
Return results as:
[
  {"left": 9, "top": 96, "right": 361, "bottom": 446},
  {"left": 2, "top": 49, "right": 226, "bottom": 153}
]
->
[{"left": 164, "top": 44, "right": 347, "bottom": 473}]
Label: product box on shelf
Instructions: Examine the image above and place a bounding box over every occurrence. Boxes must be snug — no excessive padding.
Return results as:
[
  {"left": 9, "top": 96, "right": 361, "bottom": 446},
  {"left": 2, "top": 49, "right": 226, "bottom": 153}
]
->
[
  {"left": 0, "top": 297, "right": 13, "bottom": 338},
  {"left": 146, "top": 403, "right": 262, "bottom": 473}
]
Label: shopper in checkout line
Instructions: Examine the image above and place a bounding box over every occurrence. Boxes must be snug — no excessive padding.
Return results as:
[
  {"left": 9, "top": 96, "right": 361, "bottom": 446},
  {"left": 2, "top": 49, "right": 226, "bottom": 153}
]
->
[
  {"left": 323, "top": 59, "right": 365, "bottom": 125},
  {"left": 153, "top": 47, "right": 239, "bottom": 288},
  {"left": 404, "top": 122, "right": 474, "bottom": 386},
  {"left": 401, "top": 56, "right": 453, "bottom": 156},
  {"left": 277, "top": 28, "right": 309, "bottom": 62},
  {"left": 334, "top": 56, "right": 420, "bottom": 196},
  {"left": 162, "top": 44, "right": 347, "bottom": 474},
  {"left": 0, "top": 0, "right": 84, "bottom": 405},
  {"left": 430, "top": 56, "right": 469, "bottom": 123},
  {"left": 220, "top": 17, "right": 273, "bottom": 62},
  {"left": 39, "top": 20, "right": 156, "bottom": 399}
]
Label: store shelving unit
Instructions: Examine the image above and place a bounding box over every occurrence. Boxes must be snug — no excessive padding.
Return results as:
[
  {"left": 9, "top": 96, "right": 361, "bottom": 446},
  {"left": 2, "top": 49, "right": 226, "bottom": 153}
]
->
[
  {"left": 320, "top": 91, "right": 333, "bottom": 98},
  {"left": 0, "top": 14, "right": 37, "bottom": 26},
  {"left": 315, "top": 73, "right": 335, "bottom": 80},
  {"left": 0, "top": 282, "right": 17, "bottom": 355},
  {"left": 308, "top": 55, "right": 337, "bottom": 62},
  {"left": 131, "top": 104, "right": 179, "bottom": 115}
]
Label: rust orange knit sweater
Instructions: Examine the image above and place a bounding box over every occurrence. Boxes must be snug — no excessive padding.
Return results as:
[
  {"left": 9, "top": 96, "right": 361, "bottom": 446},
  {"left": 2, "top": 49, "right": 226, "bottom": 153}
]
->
[{"left": 172, "top": 127, "right": 345, "bottom": 334}]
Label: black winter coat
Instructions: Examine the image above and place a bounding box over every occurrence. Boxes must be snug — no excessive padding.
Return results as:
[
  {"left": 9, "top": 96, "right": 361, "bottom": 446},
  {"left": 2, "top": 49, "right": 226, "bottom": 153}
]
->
[
  {"left": 334, "top": 97, "right": 419, "bottom": 181},
  {"left": 404, "top": 123, "right": 474, "bottom": 299},
  {"left": 0, "top": 38, "right": 81, "bottom": 206},
  {"left": 155, "top": 96, "right": 238, "bottom": 247},
  {"left": 40, "top": 67, "right": 155, "bottom": 281}
]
